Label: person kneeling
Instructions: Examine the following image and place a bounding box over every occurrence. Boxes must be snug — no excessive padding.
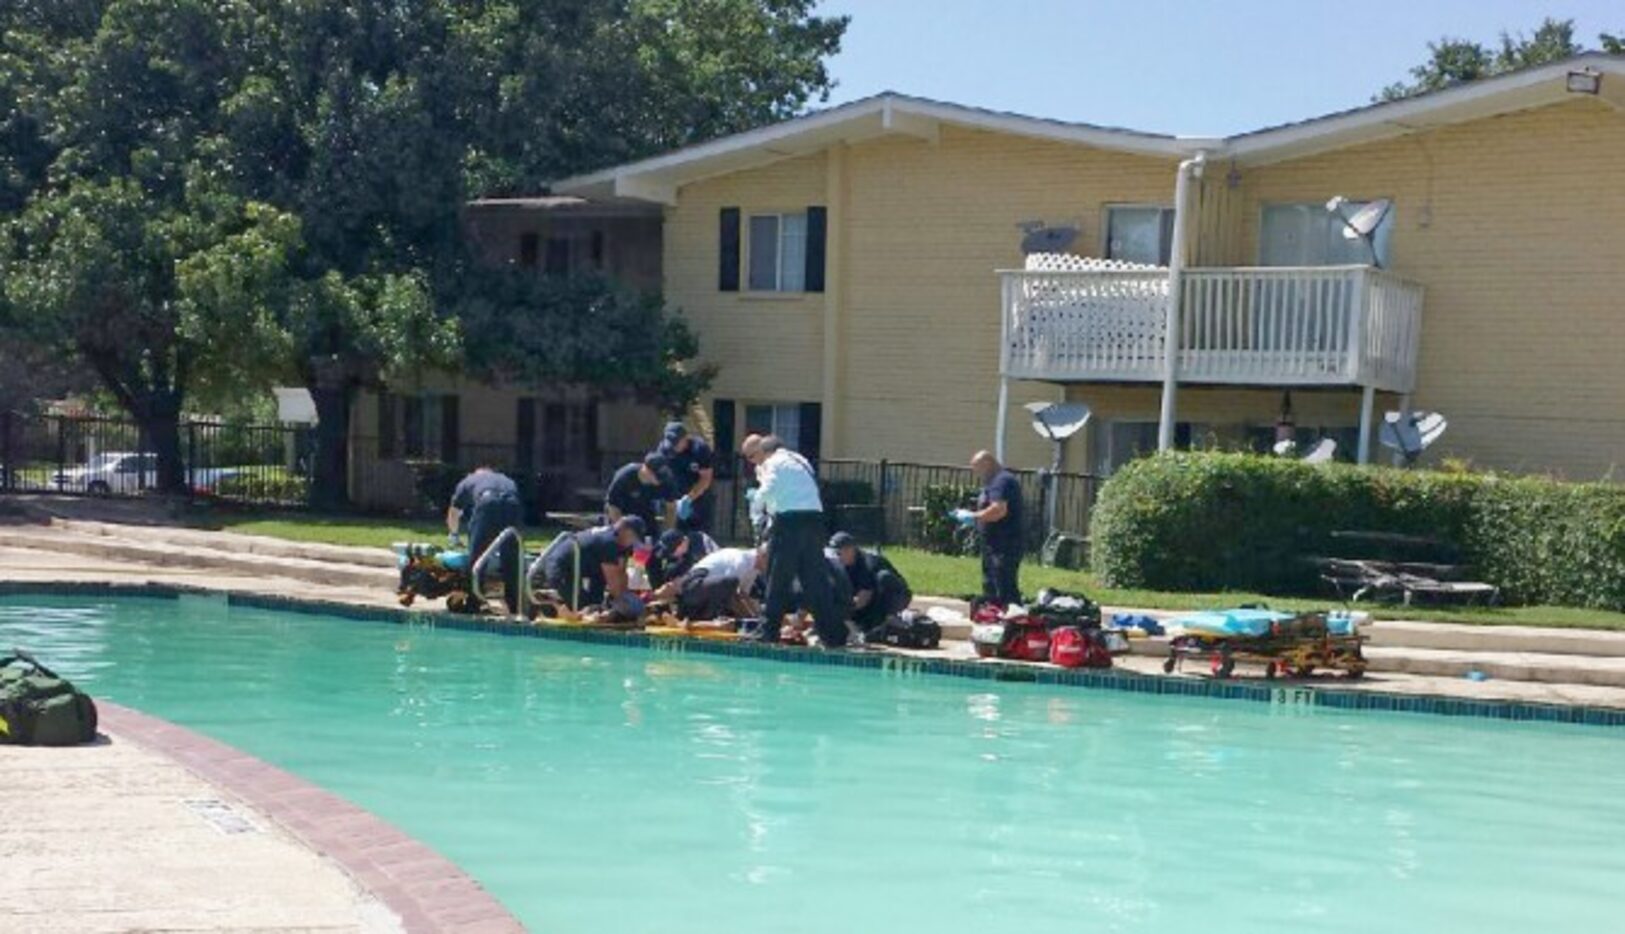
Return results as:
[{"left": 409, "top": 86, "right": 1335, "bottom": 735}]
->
[
  {"left": 539, "top": 517, "right": 644, "bottom": 611},
  {"left": 657, "top": 546, "right": 765, "bottom": 623},
  {"left": 830, "top": 532, "right": 913, "bottom": 634}
]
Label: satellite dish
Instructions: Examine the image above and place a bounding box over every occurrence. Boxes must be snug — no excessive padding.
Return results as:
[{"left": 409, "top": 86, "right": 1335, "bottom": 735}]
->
[
  {"left": 1018, "top": 220, "right": 1080, "bottom": 256},
  {"left": 1379, "top": 410, "right": 1448, "bottom": 464},
  {"left": 1302, "top": 438, "right": 1338, "bottom": 464},
  {"left": 1025, "top": 401, "right": 1091, "bottom": 442},
  {"left": 1325, "top": 197, "right": 1392, "bottom": 266}
]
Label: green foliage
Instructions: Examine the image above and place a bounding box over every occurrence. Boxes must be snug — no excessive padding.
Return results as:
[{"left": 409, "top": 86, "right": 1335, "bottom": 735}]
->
[
  {"left": 1091, "top": 453, "right": 1625, "bottom": 612},
  {"left": 458, "top": 273, "right": 714, "bottom": 412},
  {"left": 1378, "top": 17, "right": 1617, "bottom": 100},
  {"left": 215, "top": 469, "right": 308, "bottom": 505},
  {"left": 919, "top": 483, "right": 979, "bottom": 556}
]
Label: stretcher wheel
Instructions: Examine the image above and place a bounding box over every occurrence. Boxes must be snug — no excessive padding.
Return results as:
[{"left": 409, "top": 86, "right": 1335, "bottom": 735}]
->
[
  {"left": 1264, "top": 662, "right": 1278, "bottom": 679},
  {"left": 1294, "top": 665, "right": 1315, "bottom": 678},
  {"left": 1162, "top": 658, "right": 1176, "bottom": 674},
  {"left": 1210, "top": 654, "right": 1235, "bottom": 678},
  {"left": 1345, "top": 667, "right": 1366, "bottom": 679}
]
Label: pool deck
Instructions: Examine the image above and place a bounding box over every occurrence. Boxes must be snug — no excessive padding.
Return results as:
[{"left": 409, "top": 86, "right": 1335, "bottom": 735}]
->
[
  {"left": 4, "top": 531, "right": 1624, "bottom": 933},
  {"left": 0, "top": 698, "right": 524, "bottom": 934}
]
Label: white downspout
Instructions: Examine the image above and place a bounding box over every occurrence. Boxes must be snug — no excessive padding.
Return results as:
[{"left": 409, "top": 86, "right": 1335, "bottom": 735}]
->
[{"left": 1157, "top": 151, "right": 1206, "bottom": 451}]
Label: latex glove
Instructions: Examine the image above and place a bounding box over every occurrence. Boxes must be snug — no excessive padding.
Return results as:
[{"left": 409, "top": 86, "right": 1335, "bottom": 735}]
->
[
  {"left": 744, "top": 487, "right": 760, "bottom": 504},
  {"left": 446, "top": 532, "right": 463, "bottom": 549},
  {"left": 951, "top": 508, "right": 977, "bottom": 527},
  {"left": 676, "top": 495, "right": 694, "bottom": 520}
]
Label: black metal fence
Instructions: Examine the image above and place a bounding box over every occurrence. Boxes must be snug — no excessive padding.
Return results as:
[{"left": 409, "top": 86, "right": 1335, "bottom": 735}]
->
[
  {"left": 2, "top": 412, "right": 1098, "bottom": 552},
  {"left": 0, "top": 412, "right": 315, "bottom": 507}
]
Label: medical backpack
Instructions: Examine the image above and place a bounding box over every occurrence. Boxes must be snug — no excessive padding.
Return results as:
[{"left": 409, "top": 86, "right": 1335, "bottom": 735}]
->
[
  {"left": 0, "top": 650, "right": 99, "bottom": 746},
  {"left": 867, "top": 610, "right": 942, "bottom": 650}
]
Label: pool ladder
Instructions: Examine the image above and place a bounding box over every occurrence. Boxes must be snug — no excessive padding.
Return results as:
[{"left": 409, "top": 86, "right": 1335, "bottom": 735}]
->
[{"left": 470, "top": 528, "right": 586, "bottom": 618}]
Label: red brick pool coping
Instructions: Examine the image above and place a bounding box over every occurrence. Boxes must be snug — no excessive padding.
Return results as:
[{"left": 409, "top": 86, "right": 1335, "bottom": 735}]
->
[{"left": 101, "top": 702, "right": 525, "bottom": 934}]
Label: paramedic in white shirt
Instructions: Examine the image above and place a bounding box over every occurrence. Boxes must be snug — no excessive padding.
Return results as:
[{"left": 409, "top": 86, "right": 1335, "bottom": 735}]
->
[
  {"left": 655, "top": 546, "right": 766, "bottom": 621},
  {"left": 740, "top": 434, "right": 845, "bottom": 647}
]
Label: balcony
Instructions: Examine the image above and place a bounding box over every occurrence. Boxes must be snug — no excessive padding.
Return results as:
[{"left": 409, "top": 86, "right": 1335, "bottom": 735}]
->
[{"left": 998, "top": 265, "right": 1423, "bottom": 393}]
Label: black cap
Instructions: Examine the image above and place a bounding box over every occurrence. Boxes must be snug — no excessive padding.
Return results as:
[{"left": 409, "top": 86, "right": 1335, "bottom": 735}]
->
[
  {"left": 828, "top": 532, "right": 857, "bottom": 550},
  {"left": 616, "top": 515, "right": 647, "bottom": 538},
  {"left": 656, "top": 529, "right": 685, "bottom": 555},
  {"left": 662, "top": 421, "right": 688, "bottom": 444},
  {"left": 643, "top": 452, "right": 669, "bottom": 473}
]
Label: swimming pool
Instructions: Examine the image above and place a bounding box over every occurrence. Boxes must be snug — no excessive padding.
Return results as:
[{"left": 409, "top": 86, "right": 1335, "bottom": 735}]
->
[{"left": 4, "top": 593, "right": 1623, "bottom": 933}]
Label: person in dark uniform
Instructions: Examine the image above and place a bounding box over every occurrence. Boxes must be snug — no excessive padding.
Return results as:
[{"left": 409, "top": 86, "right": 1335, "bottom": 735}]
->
[
  {"left": 604, "top": 453, "right": 672, "bottom": 535},
  {"left": 657, "top": 422, "right": 716, "bottom": 534},
  {"left": 646, "top": 528, "right": 717, "bottom": 590},
  {"left": 446, "top": 464, "right": 524, "bottom": 614},
  {"left": 829, "top": 532, "right": 913, "bottom": 632},
  {"left": 963, "top": 450, "right": 1025, "bottom": 606},
  {"left": 539, "top": 516, "right": 644, "bottom": 610}
]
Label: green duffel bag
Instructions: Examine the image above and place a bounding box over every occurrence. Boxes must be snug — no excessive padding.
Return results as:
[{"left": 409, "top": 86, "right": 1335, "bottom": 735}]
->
[{"left": 0, "top": 650, "right": 99, "bottom": 746}]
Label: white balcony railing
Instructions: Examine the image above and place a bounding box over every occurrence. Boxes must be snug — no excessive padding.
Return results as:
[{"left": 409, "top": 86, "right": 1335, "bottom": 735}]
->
[{"left": 999, "top": 264, "right": 1422, "bottom": 392}]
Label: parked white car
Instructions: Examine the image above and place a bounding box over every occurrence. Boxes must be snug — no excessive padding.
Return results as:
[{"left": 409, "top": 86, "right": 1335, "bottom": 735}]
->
[{"left": 51, "top": 452, "right": 238, "bottom": 495}]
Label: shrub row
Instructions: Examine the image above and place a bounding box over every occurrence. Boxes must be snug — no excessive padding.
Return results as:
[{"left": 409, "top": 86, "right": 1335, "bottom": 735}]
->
[{"left": 1090, "top": 452, "right": 1625, "bottom": 611}]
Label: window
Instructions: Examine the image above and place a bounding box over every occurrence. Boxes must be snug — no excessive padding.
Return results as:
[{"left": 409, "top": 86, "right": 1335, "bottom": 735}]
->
[
  {"left": 1260, "top": 201, "right": 1393, "bottom": 267},
  {"left": 399, "top": 393, "right": 459, "bottom": 461},
  {"left": 747, "top": 213, "right": 808, "bottom": 291},
  {"left": 1105, "top": 205, "right": 1175, "bottom": 265},
  {"left": 744, "top": 403, "right": 801, "bottom": 445},
  {"left": 544, "top": 237, "right": 570, "bottom": 276},
  {"left": 1098, "top": 420, "right": 1203, "bottom": 475}
]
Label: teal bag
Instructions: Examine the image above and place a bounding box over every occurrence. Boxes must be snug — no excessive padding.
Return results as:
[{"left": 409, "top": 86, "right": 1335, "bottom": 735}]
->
[{"left": 0, "top": 650, "right": 99, "bottom": 746}]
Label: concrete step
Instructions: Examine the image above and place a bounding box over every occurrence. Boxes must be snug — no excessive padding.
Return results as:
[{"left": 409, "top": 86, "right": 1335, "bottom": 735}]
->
[
  {"left": 0, "top": 527, "right": 396, "bottom": 591},
  {"left": 1363, "top": 646, "right": 1625, "bottom": 689},
  {"left": 1363, "top": 619, "right": 1625, "bottom": 658},
  {"left": 50, "top": 518, "right": 398, "bottom": 569}
]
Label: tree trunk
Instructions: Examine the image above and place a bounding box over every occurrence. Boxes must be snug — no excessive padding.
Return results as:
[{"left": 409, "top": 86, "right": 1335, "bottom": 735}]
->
[
  {"left": 309, "top": 383, "right": 352, "bottom": 510},
  {"left": 134, "top": 391, "right": 186, "bottom": 495}
]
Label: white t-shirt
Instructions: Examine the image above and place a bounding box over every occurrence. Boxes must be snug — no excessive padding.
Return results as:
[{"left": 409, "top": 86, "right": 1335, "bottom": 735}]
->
[{"left": 693, "top": 548, "right": 762, "bottom": 593}]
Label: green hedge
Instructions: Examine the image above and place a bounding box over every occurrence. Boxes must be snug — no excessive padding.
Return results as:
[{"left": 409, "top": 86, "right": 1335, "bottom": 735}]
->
[{"left": 1090, "top": 452, "right": 1625, "bottom": 611}]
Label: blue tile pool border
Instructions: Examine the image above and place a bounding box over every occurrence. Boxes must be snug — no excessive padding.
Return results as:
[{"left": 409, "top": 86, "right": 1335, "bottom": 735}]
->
[{"left": 5, "top": 581, "right": 1624, "bottom": 728}]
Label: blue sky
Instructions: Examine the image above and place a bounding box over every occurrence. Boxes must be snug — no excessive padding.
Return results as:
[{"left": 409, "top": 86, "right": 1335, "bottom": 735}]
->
[{"left": 815, "top": 1, "right": 1620, "bottom": 136}]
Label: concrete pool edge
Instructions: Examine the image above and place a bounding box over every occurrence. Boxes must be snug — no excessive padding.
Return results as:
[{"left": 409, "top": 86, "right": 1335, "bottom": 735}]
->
[
  {"left": 100, "top": 702, "right": 525, "bottom": 934},
  {"left": 6, "top": 578, "right": 1625, "bottom": 728}
]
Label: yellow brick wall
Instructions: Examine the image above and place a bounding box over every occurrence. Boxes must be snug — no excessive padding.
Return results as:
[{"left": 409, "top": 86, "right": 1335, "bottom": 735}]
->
[
  {"left": 665, "top": 126, "right": 1183, "bottom": 469},
  {"left": 1223, "top": 99, "right": 1625, "bottom": 478},
  {"left": 664, "top": 101, "right": 1624, "bottom": 479},
  {"left": 664, "top": 152, "right": 829, "bottom": 411}
]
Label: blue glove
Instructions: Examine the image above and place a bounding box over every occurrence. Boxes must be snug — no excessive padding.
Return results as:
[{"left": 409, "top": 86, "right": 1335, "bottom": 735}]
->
[
  {"left": 951, "top": 508, "right": 976, "bottom": 527},
  {"left": 676, "top": 495, "right": 694, "bottom": 520},
  {"left": 446, "top": 532, "right": 462, "bottom": 549},
  {"left": 745, "top": 487, "right": 760, "bottom": 504}
]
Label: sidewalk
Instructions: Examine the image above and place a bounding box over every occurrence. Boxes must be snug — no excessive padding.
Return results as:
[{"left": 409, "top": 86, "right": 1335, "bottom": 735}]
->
[{"left": 0, "top": 729, "right": 397, "bottom": 933}]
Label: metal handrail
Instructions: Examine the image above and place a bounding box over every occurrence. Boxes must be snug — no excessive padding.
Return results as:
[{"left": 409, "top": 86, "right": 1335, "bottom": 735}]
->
[
  {"left": 527, "top": 532, "right": 582, "bottom": 610},
  {"left": 471, "top": 526, "right": 526, "bottom": 618}
]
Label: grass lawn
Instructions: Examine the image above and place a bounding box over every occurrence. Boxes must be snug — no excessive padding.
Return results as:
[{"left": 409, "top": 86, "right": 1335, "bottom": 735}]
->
[
  {"left": 209, "top": 513, "right": 564, "bottom": 550},
  {"left": 198, "top": 512, "right": 1625, "bottom": 632},
  {"left": 881, "top": 546, "right": 1625, "bottom": 632}
]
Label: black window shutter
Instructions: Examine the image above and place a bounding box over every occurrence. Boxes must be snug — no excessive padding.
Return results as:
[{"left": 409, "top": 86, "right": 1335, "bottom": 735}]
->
[
  {"left": 440, "top": 395, "right": 460, "bottom": 464},
  {"left": 798, "top": 402, "right": 823, "bottom": 464},
  {"left": 515, "top": 398, "right": 536, "bottom": 471},
  {"left": 377, "top": 393, "right": 397, "bottom": 459},
  {"left": 804, "top": 206, "right": 827, "bottom": 293},
  {"left": 711, "top": 398, "right": 735, "bottom": 477},
  {"left": 718, "top": 207, "right": 741, "bottom": 291},
  {"left": 402, "top": 396, "right": 424, "bottom": 458}
]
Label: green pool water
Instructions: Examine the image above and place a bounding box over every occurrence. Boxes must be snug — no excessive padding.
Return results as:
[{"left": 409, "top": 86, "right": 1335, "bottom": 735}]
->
[{"left": 4, "top": 594, "right": 1623, "bottom": 933}]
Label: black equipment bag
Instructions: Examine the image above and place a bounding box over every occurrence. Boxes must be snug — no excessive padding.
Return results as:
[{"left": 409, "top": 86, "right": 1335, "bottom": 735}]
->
[
  {"left": 0, "top": 649, "right": 99, "bottom": 746},
  {"left": 868, "top": 610, "right": 941, "bottom": 650}
]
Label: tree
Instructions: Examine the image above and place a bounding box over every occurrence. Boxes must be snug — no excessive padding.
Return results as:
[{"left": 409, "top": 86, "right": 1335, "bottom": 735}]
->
[
  {"left": 2, "top": 0, "right": 846, "bottom": 505},
  {"left": 457, "top": 273, "right": 716, "bottom": 414},
  {"left": 1380, "top": 17, "right": 1620, "bottom": 100}
]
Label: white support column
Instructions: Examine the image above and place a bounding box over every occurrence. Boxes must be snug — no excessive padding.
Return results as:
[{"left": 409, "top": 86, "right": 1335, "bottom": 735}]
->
[
  {"left": 994, "top": 375, "right": 1011, "bottom": 462},
  {"left": 1392, "top": 393, "right": 1412, "bottom": 466},
  {"left": 1157, "top": 152, "right": 1206, "bottom": 451},
  {"left": 820, "top": 144, "right": 846, "bottom": 457},
  {"left": 1356, "top": 384, "right": 1376, "bottom": 464}
]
